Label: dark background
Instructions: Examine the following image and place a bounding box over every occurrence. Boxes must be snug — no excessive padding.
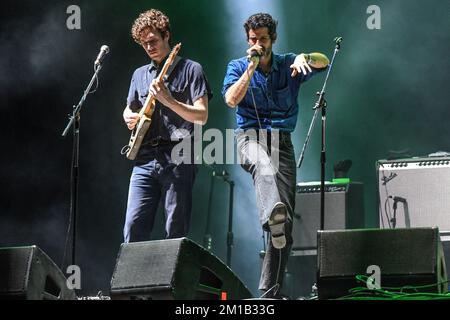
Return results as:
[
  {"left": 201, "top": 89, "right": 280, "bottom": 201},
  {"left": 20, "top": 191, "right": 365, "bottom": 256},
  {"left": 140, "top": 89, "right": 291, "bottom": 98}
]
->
[{"left": 1, "top": 0, "right": 449, "bottom": 297}]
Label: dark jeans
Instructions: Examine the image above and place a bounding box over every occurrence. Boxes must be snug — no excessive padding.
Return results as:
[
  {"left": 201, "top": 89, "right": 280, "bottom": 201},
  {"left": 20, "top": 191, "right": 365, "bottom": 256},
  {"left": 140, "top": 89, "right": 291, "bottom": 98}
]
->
[
  {"left": 236, "top": 130, "right": 296, "bottom": 293},
  {"left": 123, "top": 145, "right": 196, "bottom": 243}
]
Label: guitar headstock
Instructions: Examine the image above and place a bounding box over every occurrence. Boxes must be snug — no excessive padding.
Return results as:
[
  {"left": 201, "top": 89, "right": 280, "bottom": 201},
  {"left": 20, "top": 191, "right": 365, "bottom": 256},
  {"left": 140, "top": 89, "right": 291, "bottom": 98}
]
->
[{"left": 168, "top": 43, "right": 182, "bottom": 64}]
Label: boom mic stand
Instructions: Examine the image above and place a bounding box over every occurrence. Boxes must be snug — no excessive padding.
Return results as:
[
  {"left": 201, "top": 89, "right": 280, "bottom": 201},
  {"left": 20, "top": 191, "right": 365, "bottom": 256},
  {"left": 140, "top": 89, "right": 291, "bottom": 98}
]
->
[
  {"left": 61, "top": 59, "right": 105, "bottom": 269},
  {"left": 297, "top": 37, "right": 343, "bottom": 230}
]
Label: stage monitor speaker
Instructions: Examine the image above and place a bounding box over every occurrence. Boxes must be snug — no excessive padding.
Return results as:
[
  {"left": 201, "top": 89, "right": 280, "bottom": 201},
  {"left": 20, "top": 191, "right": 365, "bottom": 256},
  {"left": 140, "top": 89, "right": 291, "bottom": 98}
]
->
[
  {"left": 292, "top": 181, "right": 364, "bottom": 251},
  {"left": 110, "top": 237, "right": 252, "bottom": 300},
  {"left": 0, "top": 246, "right": 76, "bottom": 300},
  {"left": 317, "top": 227, "right": 448, "bottom": 300},
  {"left": 377, "top": 157, "right": 450, "bottom": 234}
]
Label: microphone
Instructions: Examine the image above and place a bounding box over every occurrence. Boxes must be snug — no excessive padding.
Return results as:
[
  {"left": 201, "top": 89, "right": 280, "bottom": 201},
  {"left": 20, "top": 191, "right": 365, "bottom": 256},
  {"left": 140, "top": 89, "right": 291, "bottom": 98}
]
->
[
  {"left": 249, "top": 50, "right": 261, "bottom": 58},
  {"left": 334, "top": 37, "right": 343, "bottom": 45},
  {"left": 247, "top": 48, "right": 264, "bottom": 62},
  {"left": 381, "top": 172, "right": 397, "bottom": 185},
  {"left": 94, "top": 45, "right": 110, "bottom": 66},
  {"left": 334, "top": 37, "right": 343, "bottom": 50}
]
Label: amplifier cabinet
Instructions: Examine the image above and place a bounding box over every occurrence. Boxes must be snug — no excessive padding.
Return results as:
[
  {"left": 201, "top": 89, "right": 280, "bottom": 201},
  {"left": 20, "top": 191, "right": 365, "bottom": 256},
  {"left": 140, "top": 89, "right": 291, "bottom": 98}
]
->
[
  {"left": 292, "top": 181, "right": 364, "bottom": 251},
  {"left": 377, "top": 157, "right": 450, "bottom": 235}
]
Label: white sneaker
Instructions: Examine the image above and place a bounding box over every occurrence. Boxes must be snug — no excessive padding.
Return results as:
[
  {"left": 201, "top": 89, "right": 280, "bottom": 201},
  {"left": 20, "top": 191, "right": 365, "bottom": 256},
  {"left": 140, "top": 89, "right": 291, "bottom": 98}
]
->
[{"left": 268, "top": 202, "right": 287, "bottom": 249}]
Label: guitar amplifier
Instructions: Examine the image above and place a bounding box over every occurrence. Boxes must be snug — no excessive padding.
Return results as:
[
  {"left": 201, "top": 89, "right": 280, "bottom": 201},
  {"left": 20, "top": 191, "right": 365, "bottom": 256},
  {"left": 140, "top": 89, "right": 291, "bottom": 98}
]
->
[
  {"left": 292, "top": 181, "right": 365, "bottom": 251},
  {"left": 377, "top": 156, "right": 450, "bottom": 238}
]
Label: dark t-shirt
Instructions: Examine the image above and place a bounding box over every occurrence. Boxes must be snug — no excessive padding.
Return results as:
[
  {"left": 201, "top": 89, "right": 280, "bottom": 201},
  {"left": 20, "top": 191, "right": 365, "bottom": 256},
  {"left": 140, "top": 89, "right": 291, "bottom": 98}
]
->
[{"left": 127, "top": 57, "right": 213, "bottom": 144}]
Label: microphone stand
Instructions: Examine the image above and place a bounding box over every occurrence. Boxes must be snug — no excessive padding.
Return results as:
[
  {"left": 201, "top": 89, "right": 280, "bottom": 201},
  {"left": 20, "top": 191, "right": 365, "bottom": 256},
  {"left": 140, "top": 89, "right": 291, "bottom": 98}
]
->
[
  {"left": 404, "top": 201, "right": 411, "bottom": 228},
  {"left": 61, "top": 63, "right": 103, "bottom": 268},
  {"left": 391, "top": 200, "right": 398, "bottom": 229},
  {"left": 223, "top": 174, "right": 235, "bottom": 268},
  {"left": 203, "top": 173, "right": 215, "bottom": 251},
  {"left": 203, "top": 167, "right": 235, "bottom": 267},
  {"left": 297, "top": 37, "right": 342, "bottom": 230}
]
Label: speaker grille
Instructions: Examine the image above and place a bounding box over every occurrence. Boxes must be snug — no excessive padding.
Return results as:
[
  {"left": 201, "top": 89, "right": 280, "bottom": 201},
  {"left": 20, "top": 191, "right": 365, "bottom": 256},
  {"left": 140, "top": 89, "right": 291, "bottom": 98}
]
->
[
  {"left": 111, "top": 239, "right": 189, "bottom": 291},
  {"left": 317, "top": 227, "right": 448, "bottom": 299},
  {"left": 0, "top": 246, "right": 76, "bottom": 300},
  {"left": 293, "top": 182, "right": 364, "bottom": 250},
  {"left": 378, "top": 158, "right": 450, "bottom": 231},
  {"left": 319, "top": 228, "right": 437, "bottom": 277},
  {"left": 110, "top": 238, "right": 252, "bottom": 300},
  {"left": 0, "top": 247, "right": 33, "bottom": 294}
]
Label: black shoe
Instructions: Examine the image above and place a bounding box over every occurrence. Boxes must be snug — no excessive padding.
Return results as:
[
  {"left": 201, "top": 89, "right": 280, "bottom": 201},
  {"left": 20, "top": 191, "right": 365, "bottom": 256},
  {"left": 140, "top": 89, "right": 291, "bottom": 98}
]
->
[{"left": 268, "top": 202, "right": 287, "bottom": 249}]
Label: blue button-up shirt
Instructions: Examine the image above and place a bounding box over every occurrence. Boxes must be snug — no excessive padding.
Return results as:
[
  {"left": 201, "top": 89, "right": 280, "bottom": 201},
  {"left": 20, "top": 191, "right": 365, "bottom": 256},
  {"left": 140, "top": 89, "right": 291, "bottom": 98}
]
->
[{"left": 222, "top": 52, "right": 322, "bottom": 132}]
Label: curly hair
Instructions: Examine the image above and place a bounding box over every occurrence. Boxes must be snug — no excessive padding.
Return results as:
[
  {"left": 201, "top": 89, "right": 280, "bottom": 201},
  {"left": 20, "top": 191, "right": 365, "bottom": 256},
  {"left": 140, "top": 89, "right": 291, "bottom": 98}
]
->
[
  {"left": 244, "top": 13, "right": 278, "bottom": 41},
  {"left": 131, "top": 9, "right": 171, "bottom": 44}
]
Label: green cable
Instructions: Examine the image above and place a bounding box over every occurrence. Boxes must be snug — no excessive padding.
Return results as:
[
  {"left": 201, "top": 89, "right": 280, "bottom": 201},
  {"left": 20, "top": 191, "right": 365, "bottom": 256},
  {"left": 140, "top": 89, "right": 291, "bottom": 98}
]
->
[{"left": 333, "top": 275, "right": 450, "bottom": 300}]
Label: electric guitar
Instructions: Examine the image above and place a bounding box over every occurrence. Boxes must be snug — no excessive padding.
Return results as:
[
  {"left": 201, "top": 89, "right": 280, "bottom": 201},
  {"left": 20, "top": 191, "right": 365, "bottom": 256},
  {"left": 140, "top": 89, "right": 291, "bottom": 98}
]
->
[{"left": 122, "top": 43, "right": 182, "bottom": 160}]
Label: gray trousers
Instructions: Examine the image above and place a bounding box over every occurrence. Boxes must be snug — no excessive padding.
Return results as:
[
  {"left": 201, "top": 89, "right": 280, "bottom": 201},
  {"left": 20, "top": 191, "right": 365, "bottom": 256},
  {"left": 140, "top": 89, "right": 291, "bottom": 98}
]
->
[{"left": 236, "top": 130, "right": 296, "bottom": 294}]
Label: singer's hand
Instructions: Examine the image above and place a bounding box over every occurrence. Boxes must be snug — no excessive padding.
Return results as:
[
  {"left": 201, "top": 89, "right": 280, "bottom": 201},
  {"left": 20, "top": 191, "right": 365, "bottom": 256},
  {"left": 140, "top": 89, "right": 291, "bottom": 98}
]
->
[
  {"left": 123, "top": 106, "right": 139, "bottom": 131},
  {"left": 290, "top": 53, "right": 312, "bottom": 77},
  {"left": 246, "top": 44, "right": 265, "bottom": 61},
  {"left": 149, "top": 78, "right": 174, "bottom": 107}
]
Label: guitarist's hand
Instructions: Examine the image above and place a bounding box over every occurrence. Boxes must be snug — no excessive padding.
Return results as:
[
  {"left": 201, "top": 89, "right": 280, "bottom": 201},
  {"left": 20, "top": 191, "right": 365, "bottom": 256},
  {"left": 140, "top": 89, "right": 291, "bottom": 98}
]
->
[
  {"left": 123, "top": 106, "right": 140, "bottom": 131},
  {"left": 149, "top": 78, "right": 174, "bottom": 108}
]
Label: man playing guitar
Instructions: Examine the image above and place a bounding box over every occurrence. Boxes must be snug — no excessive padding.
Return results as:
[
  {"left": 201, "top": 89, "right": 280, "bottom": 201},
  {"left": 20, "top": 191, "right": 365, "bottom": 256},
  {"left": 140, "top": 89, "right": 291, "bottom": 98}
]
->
[{"left": 122, "top": 9, "right": 212, "bottom": 243}]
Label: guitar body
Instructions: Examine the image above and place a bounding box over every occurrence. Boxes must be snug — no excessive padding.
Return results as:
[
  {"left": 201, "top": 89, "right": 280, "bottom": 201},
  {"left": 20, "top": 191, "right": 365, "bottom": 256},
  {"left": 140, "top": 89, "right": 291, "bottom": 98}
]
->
[
  {"left": 126, "top": 114, "right": 152, "bottom": 160},
  {"left": 122, "top": 43, "right": 182, "bottom": 160}
]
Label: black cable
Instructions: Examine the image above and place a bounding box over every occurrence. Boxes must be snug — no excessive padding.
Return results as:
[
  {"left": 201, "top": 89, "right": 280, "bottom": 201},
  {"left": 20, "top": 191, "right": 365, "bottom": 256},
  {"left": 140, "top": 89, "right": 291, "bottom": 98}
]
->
[
  {"left": 384, "top": 197, "right": 391, "bottom": 229},
  {"left": 379, "top": 168, "right": 393, "bottom": 228},
  {"left": 89, "top": 64, "right": 100, "bottom": 93}
]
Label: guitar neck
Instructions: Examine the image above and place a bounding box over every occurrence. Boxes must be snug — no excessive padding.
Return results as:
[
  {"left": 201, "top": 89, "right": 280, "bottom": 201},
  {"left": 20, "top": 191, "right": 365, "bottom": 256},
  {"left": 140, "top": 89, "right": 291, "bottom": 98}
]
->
[
  {"left": 141, "top": 93, "right": 156, "bottom": 118},
  {"left": 140, "top": 48, "right": 180, "bottom": 117}
]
